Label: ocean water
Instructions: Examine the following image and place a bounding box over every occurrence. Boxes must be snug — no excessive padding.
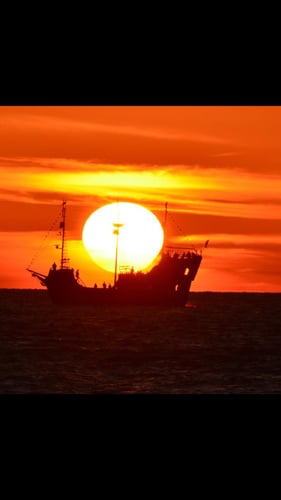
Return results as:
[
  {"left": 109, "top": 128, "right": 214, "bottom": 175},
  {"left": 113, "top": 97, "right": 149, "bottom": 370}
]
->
[{"left": 1, "top": 289, "right": 281, "bottom": 394}]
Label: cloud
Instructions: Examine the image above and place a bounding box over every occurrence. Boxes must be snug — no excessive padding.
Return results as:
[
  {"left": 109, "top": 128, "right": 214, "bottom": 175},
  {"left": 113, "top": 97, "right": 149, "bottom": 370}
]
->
[
  {"left": 204, "top": 197, "right": 281, "bottom": 205},
  {"left": 0, "top": 108, "right": 236, "bottom": 168},
  {"left": 203, "top": 234, "right": 281, "bottom": 252},
  {"left": 2, "top": 106, "right": 281, "bottom": 174},
  {"left": 3, "top": 110, "right": 229, "bottom": 144},
  {"left": 1, "top": 156, "right": 281, "bottom": 230}
]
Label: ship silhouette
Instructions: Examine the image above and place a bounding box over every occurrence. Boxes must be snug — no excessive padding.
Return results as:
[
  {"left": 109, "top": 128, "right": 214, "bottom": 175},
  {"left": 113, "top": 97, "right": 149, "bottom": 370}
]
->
[{"left": 27, "top": 201, "right": 203, "bottom": 306}]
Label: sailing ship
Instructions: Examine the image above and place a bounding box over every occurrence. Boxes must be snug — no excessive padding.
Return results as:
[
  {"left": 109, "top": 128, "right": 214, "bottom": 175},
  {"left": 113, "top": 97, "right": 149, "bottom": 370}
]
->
[{"left": 27, "top": 201, "right": 203, "bottom": 306}]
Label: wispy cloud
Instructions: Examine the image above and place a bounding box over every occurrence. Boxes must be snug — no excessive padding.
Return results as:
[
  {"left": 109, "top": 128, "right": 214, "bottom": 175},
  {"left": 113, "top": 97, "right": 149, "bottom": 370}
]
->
[
  {"left": 211, "top": 151, "right": 242, "bottom": 158},
  {"left": 1, "top": 159, "right": 281, "bottom": 222},
  {"left": 3, "top": 112, "right": 229, "bottom": 145},
  {"left": 174, "top": 233, "right": 281, "bottom": 249}
]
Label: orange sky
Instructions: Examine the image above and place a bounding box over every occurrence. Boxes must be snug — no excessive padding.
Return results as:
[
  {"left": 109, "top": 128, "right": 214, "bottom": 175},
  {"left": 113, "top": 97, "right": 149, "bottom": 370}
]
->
[{"left": 1, "top": 105, "right": 281, "bottom": 291}]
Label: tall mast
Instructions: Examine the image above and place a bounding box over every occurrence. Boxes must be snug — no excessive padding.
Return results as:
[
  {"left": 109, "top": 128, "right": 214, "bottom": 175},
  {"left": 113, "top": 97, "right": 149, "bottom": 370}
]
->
[
  {"left": 113, "top": 223, "right": 124, "bottom": 287},
  {"left": 112, "top": 202, "right": 124, "bottom": 287},
  {"left": 60, "top": 200, "right": 66, "bottom": 269}
]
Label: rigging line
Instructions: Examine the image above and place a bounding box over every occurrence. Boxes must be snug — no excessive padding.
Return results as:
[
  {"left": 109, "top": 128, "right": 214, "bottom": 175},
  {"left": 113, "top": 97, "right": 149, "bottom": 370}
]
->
[
  {"left": 168, "top": 212, "right": 187, "bottom": 237},
  {"left": 166, "top": 211, "right": 196, "bottom": 250},
  {"left": 26, "top": 211, "right": 61, "bottom": 270}
]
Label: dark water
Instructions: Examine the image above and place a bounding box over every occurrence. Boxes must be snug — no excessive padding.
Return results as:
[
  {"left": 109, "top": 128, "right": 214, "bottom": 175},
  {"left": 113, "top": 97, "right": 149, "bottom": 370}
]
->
[{"left": 1, "top": 289, "right": 281, "bottom": 394}]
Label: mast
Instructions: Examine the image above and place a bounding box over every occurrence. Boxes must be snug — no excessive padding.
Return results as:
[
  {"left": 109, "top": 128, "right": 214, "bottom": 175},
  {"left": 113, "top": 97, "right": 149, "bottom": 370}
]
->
[
  {"left": 60, "top": 200, "right": 67, "bottom": 269},
  {"left": 113, "top": 222, "right": 124, "bottom": 287},
  {"left": 112, "top": 202, "right": 124, "bottom": 287}
]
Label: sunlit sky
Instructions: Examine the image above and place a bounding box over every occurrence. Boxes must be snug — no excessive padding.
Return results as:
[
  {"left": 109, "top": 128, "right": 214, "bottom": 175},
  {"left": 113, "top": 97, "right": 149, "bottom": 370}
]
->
[{"left": 1, "top": 105, "right": 281, "bottom": 291}]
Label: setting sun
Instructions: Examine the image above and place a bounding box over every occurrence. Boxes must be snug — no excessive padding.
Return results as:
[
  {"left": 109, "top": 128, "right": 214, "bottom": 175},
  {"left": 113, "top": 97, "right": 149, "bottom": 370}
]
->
[{"left": 82, "top": 202, "right": 164, "bottom": 274}]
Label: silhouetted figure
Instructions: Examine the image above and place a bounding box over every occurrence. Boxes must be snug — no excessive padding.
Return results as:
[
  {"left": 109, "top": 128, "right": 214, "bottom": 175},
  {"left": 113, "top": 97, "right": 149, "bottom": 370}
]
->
[
  {"left": 103, "top": 282, "right": 107, "bottom": 288},
  {"left": 94, "top": 283, "right": 97, "bottom": 289},
  {"left": 75, "top": 269, "right": 79, "bottom": 280},
  {"left": 108, "top": 284, "right": 112, "bottom": 289},
  {"left": 52, "top": 262, "right": 57, "bottom": 270}
]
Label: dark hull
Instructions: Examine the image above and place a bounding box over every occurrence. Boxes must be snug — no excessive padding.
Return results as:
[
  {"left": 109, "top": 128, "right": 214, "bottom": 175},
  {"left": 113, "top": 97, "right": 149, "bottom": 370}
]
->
[
  {"left": 37, "top": 252, "right": 202, "bottom": 307},
  {"left": 47, "top": 278, "right": 194, "bottom": 307}
]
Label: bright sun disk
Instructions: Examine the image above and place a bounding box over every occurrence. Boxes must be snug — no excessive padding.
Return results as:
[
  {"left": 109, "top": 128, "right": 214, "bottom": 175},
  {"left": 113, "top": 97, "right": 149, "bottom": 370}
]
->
[{"left": 82, "top": 202, "right": 164, "bottom": 273}]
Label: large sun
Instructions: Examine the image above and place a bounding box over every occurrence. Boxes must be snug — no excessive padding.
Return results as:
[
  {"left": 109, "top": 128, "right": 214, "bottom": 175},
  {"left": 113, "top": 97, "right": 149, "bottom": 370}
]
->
[{"left": 82, "top": 202, "right": 164, "bottom": 273}]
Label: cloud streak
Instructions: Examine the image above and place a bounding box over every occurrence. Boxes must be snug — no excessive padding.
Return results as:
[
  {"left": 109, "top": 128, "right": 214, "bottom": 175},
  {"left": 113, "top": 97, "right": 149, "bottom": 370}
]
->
[
  {"left": 1, "top": 157, "right": 281, "bottom": 222},
  {"left": 2, "top": 108, "right": 230, "bottom": 144}
]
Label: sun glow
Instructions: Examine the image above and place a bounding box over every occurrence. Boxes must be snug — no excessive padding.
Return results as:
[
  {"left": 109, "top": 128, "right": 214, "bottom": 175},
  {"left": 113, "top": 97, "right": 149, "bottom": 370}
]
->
[{"left": 82, "top": 202, "right": 164, "bottom": 273}]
